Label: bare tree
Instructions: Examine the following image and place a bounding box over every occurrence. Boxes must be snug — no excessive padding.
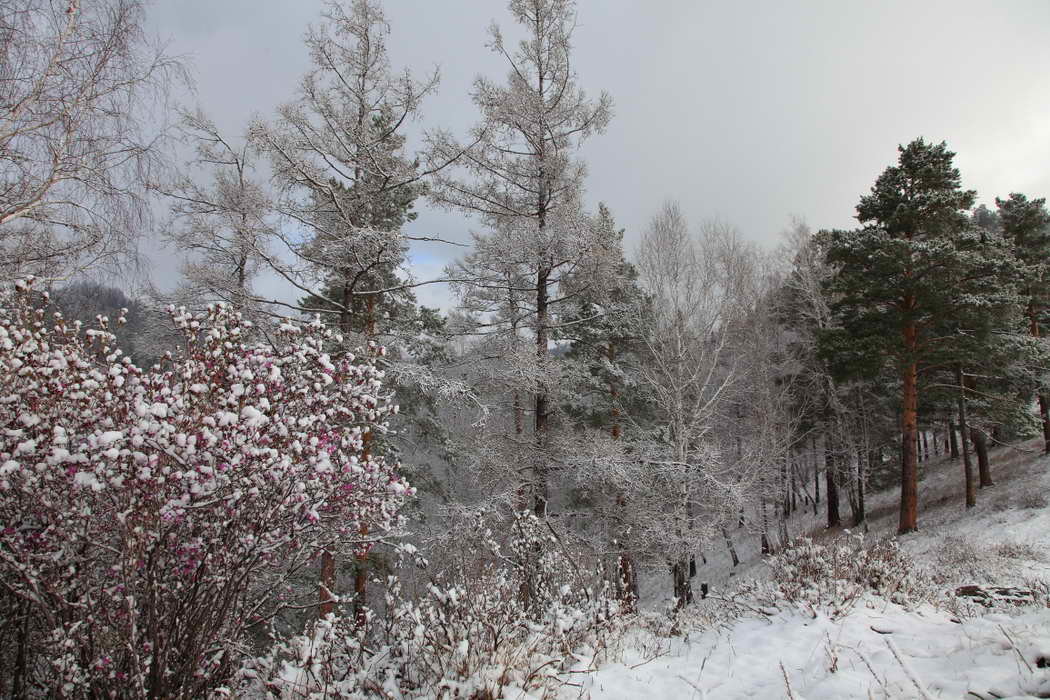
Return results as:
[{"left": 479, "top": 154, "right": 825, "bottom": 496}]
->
[
  {"left": 157, "top": 109, "right": 273, "bottom": 317},
  {"left": 0, "top": 0, "right": 179, "bottom": 280},
  {"left": 627, "top": 203, "right": 757, "bottom": 606}
]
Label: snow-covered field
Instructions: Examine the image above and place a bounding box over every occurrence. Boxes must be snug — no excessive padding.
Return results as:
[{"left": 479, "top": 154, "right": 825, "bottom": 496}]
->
[
  {"left": 578, "top": 602, "right": 1050, "bottom": 699},
  {"left": 562, "top": 444, "right": 1050, "bottom": 699}
]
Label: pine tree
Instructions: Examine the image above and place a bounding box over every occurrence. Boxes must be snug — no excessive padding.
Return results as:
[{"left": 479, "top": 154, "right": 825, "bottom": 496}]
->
[
  {"left": 997, "top": 193, "right": 1050, "bottom": 453},
  {"left": 821, "top": 138, "right": 1016, "bottom": 533}
]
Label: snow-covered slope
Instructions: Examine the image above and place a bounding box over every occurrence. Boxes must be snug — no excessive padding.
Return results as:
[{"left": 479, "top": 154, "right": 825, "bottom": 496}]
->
[{"left": 570, "top": 443, "right": 1050, "bottom": 699}]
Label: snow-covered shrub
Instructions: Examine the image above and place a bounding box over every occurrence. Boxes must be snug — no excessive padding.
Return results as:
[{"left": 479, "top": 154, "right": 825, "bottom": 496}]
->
[
  {"left": 235, "top": 510, "right": 627, "bottom": 699},
  {"left": 995, "top": 540, "right": 1042, "bottom": 562},
  {"left": 0, "top": 280, "right": 410, "bottom": 697},
  {"left": 1018, "top": 489, "right": 1048, "bottom": 510},
  {"left": 935, "top": 534, "right": 991, "bottom": 583},
  {"left": 739, "top": 533, "right": 930, "bottom": 615}
]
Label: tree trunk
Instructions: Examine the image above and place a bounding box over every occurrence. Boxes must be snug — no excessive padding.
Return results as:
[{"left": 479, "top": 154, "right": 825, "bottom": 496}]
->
[
  {"left": 778, "top": 500, "right": 790, "bottom": 549},
  {"left": 813, "top": 434, "right": 820, "bottom": 508},
  {"left": 921, "top": 430, "right": 929, "bottom": 463},
  {"left": 781, "top": 459, "right": 791, "bottom": 516},
  {"left": 855, "top": 450, "right": 869, "bottom": 527},
  {"left": 760, "top": 501, "right": 771, "bottom": 555},
  {"left": 672, "top": 558, "right": 692, "bottom": 609},
  {"left": 1040, "top": 395, "right": 1050, "bottom": 455},
  {"left": 320, "top": 278, "right": 358, "bottom": 617},
  {"left": 948, "top": 420, "right": 959, "bottom": 459},
  {"left": 353, "top": 528, "right": 369, "bottom": 627},
  {"left": 898, "top": 351, "right": 919, "bottom": 534},
  {"left": 825, "top": 432, "right": 840, "bottom": 528},
  {"left": 955, "top": 365, "right": 975, "bottom": 509},
  {"left": 971, "top": 428, "right": 993, "bottom": 487},
  {"left": 721, "top": 526, "right": 739, "bottom": 567},
  {"left": 932, "top": 429, "right": 940, "bottom": 457},
  {"left": 533, "top": 266, "right": 550, "bottom": 517}
]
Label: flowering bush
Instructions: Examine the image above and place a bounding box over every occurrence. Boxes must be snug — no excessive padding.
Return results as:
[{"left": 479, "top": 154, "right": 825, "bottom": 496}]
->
[{"left": 0, "top": 279, "right": 410, "bottom": 697}]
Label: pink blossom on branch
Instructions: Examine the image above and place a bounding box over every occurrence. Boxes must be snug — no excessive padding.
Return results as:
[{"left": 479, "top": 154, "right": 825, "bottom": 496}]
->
[{"left": 0, "top": 278, "right": 411, "bottom": 696}]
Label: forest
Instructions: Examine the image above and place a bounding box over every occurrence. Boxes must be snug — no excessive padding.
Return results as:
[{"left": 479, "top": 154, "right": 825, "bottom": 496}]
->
[{"left": 3, "top": 0, "right": 1050, "bottom": 697}]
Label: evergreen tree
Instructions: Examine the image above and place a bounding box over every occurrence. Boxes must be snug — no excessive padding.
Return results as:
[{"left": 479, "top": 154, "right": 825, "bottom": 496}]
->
[
  {"left": 821, "top": 138, "right": 1017, "bottom": 533},
  {"left": 298, "top": 175, "right": 420, "bottom": 339},
  {"left": 997, "top": 193, "right": 1050, "bottom": 453}
]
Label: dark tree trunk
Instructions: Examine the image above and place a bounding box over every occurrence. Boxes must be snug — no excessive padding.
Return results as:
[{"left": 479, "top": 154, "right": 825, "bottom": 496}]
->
[
  {"left": 956, "top": 365, "right": 976, "bottom": 509},
  {"left": 533, "top": 267, "right": 549, "bottom": 517},
  {"left": 971, "top": 428, "right": 993, "bottom": 487},
  {"left": 782, "top": 459, "right": 792, "bottom": 516},
  {"left": 948, "top": 420, "right": 959, "bottom": 459},
  {"left": 825, "top": 433, "right": 841, "bottom": 528},
  {"left": 778, "top": 500, "right": 789, "bottom": 549},
  {"left": 721, "top": 526, "right": 739, "bottom": 567},
  {"left": 921, "top": 430, "right": 929, "bottom": 463},
  {"left": 1040, "top": 395, "right": 1050, "bottom": 455},
  {"left": 760, "top": 501, "right": 772, "bottom": 555},
  {"left": 672, "top": 558, "right": 692, "bottom": 609},
  {"left": 813, "top": 434, "right": 820, "bottom": 508}
]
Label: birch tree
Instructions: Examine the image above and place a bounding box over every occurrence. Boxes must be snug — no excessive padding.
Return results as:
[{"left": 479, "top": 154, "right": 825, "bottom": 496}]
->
[
  {"left": 428, "top": 0, "right": 615, "bottom": 516},
  {"left": 158, "top": 110, "right": 273, "bottom": 317},
  {"left": 627, "top": 202, "right": 752, "bottom": 606},
  {"left": 0, "top": 0, "right": 178, "bottom": 279}
]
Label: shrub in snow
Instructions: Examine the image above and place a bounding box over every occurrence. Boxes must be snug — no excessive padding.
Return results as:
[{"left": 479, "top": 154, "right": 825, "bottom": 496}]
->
[
  {"left": 234, "top": 510, "right": 626, "bottom": 699},
  {"left": 737, "top": 533, "right": 931, "bottom": 615},
  {"left": 0, "top": 280, "right": 410, "bottom": 697}
]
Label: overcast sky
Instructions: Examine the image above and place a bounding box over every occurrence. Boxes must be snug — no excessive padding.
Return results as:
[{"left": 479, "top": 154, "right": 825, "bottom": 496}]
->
[{"left": 146, "top": 0, "right": 1050, "bottom": 308}]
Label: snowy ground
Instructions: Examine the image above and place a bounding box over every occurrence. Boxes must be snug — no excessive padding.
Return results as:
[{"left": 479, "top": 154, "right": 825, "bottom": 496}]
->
[
  {"left": 562, "top": 443, "right": 1050, "bottom": 699},
  {"left": 576, "top": 602, "right": 1050, "bottom": 699}
]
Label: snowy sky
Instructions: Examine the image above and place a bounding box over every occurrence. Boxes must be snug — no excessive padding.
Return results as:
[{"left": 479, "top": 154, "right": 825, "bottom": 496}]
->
[{"left": 146, "top": 0, "right": 1050, "bottom": 309}]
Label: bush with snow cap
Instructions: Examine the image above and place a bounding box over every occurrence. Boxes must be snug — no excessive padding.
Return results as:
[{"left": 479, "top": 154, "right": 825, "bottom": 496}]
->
[
  {"left": 0, "top": 279, "right": 410, "bottom": 697},
  {"left": 235, "top": 510, "right": 626, "bottom": 699}
]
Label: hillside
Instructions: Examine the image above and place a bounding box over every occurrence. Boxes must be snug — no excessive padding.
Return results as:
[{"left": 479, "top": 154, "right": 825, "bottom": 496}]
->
[{"left": 570, "top": 441, "right": 1050, "bottom": 699}]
